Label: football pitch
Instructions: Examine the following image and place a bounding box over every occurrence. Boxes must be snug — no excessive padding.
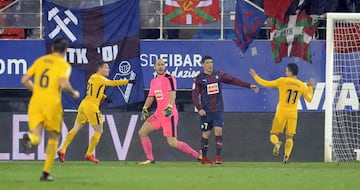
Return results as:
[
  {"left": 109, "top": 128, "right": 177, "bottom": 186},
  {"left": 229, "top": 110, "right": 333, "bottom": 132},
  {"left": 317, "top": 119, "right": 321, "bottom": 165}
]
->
[{"left": 0, "top": 161, "right": 359, "bottom": 190}]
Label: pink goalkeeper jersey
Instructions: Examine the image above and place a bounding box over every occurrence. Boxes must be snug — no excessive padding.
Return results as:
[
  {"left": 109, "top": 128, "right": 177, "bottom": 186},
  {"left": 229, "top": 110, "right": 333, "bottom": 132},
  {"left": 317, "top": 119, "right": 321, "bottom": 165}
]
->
[{"left": 148, "top": 73, "right": 178, "bottom": 116}]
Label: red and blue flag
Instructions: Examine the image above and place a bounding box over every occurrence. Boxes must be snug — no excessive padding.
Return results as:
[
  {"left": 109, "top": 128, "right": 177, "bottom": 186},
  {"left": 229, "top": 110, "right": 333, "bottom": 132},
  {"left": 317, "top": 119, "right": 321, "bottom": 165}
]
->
[{"left": 234, "top": 0, "right": 266, "bottom": 53}]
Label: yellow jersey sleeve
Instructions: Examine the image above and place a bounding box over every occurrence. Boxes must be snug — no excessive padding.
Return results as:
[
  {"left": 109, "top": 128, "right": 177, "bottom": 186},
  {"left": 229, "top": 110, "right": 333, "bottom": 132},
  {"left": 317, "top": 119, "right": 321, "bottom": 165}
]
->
[
  {"left": 84, "top": 74, "right": 130, "bottom": 106},
  {"left": 104, "top": 79, "right": 129, "bottom": 86},
  {"left": 58, "top": 62, "right": 72, "bottom": 80},
  {"left": 302, "top": 84, "right": 314, "bottom": 102},
  {"left": 26, "top": 59, "right": 38, "bottom": 77},
  {"left": 254, "top": 75, "right": 280, "bottom": 88}
]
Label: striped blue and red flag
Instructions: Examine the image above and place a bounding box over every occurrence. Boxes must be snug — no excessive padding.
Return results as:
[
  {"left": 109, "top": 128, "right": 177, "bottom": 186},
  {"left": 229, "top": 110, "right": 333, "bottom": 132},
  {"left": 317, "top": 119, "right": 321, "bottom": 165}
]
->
[{"left": 233, "top": 0, "right": 266, "bottom": 54}]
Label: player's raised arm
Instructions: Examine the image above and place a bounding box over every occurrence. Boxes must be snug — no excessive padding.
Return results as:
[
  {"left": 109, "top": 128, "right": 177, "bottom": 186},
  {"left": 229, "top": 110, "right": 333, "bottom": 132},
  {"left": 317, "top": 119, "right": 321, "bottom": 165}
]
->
[
  {"left": 104, "top": 79, "right": 130, "bottom": 86},
  {"left": 307, "top": 78, "right": 315, "bottom": 87},
  {"left": 220, "top": 71, "right": 250, "bottom": 87},
  {"left": 249, "top": 68, "right": 279, "bottom": 88},
  {"left": 303, "top": 78, "right": 315, "bottom": 102},
  {"left": 220, "top": 71, "right": 259, "bottom": 93}
]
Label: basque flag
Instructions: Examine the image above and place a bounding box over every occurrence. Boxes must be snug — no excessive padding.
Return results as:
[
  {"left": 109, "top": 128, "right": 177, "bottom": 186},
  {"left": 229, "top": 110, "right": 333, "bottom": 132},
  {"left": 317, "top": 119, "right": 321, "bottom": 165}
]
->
[
  {"left": 44, "top": 0, "right": 144, "bottom": 109},
  {"left": 233, "top": 0, "right": 266, "bottom": 54},
  {"left": 270, "top": 10, "right": 318, "bottom": 63},
  {"left": 165, "top": 0, "right": 220, "bottom": 24}
]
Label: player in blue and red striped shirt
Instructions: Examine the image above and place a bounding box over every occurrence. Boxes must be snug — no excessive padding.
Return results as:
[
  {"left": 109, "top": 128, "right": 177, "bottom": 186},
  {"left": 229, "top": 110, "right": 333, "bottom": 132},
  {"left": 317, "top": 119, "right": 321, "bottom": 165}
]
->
[{"left": 192, "top": 55, "right": 259, "bottom": 164}]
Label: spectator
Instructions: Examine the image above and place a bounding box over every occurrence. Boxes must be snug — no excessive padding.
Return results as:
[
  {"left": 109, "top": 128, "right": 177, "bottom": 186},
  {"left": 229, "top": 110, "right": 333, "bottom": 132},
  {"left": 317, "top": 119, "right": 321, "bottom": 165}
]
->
[
  {"left": 140, "top": 1, "right": 161, "bottom": 39},
  {"left": 0, "top": 0, "right": 25, "bottom": 39},
  {"left": 22, "top": 0, "right": 41, "bottom": 39},
  {"left": 0, "top": 13, "right": 25, "bottom": 39}
]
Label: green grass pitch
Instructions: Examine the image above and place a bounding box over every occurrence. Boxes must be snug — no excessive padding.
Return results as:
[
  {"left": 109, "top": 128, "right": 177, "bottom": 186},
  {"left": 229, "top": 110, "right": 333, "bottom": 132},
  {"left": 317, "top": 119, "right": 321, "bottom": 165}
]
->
[{"left": 0, "top": 161, "right": 360, "bottom": 190}]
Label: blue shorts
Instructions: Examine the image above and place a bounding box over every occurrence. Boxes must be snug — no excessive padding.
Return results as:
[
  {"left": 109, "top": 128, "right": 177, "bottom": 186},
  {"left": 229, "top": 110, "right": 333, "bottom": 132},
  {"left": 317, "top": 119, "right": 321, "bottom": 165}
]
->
[{"left": 200, "top": 111, "right": 224, "bottom": 131}]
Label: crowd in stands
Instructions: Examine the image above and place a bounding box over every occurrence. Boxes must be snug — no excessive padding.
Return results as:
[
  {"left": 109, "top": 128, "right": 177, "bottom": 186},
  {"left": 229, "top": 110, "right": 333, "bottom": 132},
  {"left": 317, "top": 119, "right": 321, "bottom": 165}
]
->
[
  {"left": 0, "top": 0, "right": 25, "bottom": 39},
  {"left": 1, "top": 0, "right": 360, "bottom": 40},
  {"left": 0, "top": 0, "right": 41, "bottom": 39}
]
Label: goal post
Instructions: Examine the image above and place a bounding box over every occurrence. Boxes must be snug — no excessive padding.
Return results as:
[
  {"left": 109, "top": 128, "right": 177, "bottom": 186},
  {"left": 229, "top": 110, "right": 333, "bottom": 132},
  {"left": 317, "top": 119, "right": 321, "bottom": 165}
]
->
[{"left": 325, "top": 13, "right": 360, "bottom": 162}]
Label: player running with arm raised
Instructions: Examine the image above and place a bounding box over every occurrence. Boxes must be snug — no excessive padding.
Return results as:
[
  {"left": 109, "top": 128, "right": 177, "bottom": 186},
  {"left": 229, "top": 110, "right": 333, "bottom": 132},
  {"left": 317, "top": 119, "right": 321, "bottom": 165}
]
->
[
  {"left": 249, "top": 63, "right": 314, "bottom": 163},
  {"left": 57, "top": 60, "right": 134, "bottom": 163}
]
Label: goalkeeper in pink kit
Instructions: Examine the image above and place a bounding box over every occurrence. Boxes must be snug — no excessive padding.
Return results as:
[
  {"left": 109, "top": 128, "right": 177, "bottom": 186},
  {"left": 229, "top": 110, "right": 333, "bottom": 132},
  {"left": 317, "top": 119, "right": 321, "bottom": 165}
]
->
[{"left": 138, "top": 59, "right": 202, "bottom": 164}]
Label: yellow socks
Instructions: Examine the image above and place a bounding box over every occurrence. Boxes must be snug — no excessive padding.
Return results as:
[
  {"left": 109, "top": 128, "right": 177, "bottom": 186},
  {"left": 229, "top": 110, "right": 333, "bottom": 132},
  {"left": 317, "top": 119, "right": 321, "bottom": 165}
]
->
[
  {"left": 86, "top": 132, "right": 101, "bottom": 156},
  {"left": 60, "top": 129, "right": 77, "bottom": 153},
  {"left": 29, "top": 133, "right": 40, "bottom": 146},
  {"left": 270, "top": 134, "right": 279, "bottom": 145},
  {"left": 43, "top": 139, "right": 58, "bottom": 174},
  {"left": 284, "top": 138, "right": 294, "bottom": 158}
]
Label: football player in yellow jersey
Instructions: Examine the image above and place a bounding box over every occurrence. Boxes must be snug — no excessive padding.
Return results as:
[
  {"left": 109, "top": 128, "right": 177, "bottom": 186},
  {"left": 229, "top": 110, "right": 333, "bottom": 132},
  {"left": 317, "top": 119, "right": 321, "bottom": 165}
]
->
[
  {"left": 57, "top": 60, "right": 134, "bottom": 163},
  {"left": 249, "top": 63, "right": 314, "bottom": 164},
  {"left": 21, "top": 38, "right": 80, "bottom": 181}
]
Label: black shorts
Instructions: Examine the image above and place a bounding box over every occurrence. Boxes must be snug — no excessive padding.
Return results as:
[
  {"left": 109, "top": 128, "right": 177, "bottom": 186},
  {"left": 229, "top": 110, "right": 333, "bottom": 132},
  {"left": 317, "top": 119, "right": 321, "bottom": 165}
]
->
[{"left": 200, "top": 111, "right": 224, "bottom": 131}]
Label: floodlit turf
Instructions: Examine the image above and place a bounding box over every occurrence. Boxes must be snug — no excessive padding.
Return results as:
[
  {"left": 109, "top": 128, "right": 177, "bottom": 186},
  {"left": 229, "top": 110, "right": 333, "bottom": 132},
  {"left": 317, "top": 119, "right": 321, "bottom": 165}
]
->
[{"left": 0, "top": 161, "right": 359, "bottom": 190}]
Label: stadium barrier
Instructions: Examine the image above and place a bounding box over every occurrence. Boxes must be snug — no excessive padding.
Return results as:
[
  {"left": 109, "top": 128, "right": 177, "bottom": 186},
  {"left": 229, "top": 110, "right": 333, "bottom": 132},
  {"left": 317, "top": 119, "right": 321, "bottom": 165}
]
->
[{"left": 0, "top": 111, "right": 324, "bottom": 162}]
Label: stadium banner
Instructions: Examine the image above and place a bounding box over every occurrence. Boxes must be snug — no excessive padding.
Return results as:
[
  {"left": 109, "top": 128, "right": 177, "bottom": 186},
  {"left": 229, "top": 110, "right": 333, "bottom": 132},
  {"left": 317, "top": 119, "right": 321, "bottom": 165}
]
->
[
  {"left": 43, "top": 0, "right": 144, "bottom": 109},
  {"left": 0, "top": 40, "right": 45, "bottom": 88},
  {"left": 140, "top": 40, "right": 329, "bottom": 112},
  {"left": 0, "top": 112, "right": 324, "bottom": 162},
  {"left": 3, "top": 40, "right": 355, "bottom": 112}
]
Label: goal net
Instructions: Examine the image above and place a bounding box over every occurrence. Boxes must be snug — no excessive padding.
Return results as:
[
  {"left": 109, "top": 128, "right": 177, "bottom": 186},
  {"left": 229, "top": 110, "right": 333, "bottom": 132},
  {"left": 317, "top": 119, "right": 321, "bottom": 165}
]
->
[{"left": 325, "top": 13, "right": 360, "bottom": 162}]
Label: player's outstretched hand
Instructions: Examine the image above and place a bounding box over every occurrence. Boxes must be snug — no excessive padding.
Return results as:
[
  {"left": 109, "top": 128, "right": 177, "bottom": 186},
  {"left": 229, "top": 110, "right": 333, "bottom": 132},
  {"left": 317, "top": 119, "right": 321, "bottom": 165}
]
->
[
  {"left": 198, "top": 109, "right": 206, "bottom": 116},
  {"left": 249, "top": 68, "right": 257, "bottom": 77},
  {"left": 72, "top": 90, "right": 80, "bottom": 99},
  {"left": 250, "top": 84, "right": 259, "bottom": 93},
  {"left": 140, "top": 107, "right": 149, "bottom": 121},
  {"left": 128, "top": 80, "right": 136, "bottom": 84},
  {"left": 307, "top": 78, "right": 315, "bottom": 87}
]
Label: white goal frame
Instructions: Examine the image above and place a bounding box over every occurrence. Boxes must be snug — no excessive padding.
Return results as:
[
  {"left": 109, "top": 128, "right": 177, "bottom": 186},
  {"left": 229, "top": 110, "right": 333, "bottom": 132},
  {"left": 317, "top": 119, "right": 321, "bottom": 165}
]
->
[{"left": 325, "top": 13, "right": 360, "bottom": 162}]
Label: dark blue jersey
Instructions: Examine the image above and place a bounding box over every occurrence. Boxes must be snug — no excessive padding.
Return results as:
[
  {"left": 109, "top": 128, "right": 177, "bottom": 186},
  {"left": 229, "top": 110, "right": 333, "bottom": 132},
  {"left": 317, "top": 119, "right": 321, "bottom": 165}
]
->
[{"left": 192, "top": 70, "right": 251, "bottom": 112}]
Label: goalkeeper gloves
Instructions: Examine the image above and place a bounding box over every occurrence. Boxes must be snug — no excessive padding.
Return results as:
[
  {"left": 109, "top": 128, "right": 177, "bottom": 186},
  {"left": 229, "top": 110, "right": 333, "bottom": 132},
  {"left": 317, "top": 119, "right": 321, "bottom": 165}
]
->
[
  {"left": 163, "top": 104, "right": 173, "bottom": 117},
  {"left": 140, "top": 107, "right": 149, "bottom": 121},
  {"left": 128, "top": 79, "right": 136, "bottom": 84}
]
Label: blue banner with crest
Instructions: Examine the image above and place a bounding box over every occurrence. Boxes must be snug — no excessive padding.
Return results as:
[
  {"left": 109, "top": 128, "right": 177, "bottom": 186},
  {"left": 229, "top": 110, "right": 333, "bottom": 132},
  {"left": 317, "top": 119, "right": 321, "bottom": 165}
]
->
[{"left": 43, "top": 0, "right": 144, "bottom": 109}]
